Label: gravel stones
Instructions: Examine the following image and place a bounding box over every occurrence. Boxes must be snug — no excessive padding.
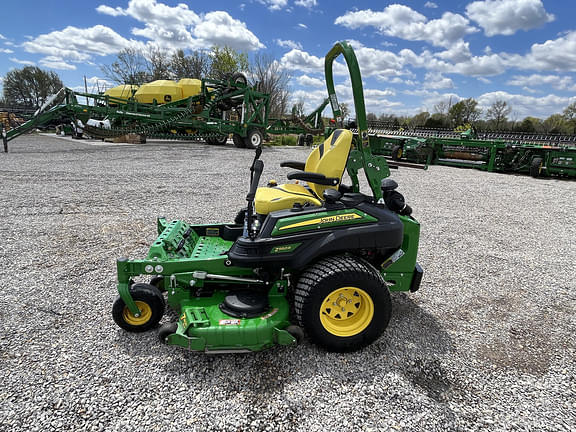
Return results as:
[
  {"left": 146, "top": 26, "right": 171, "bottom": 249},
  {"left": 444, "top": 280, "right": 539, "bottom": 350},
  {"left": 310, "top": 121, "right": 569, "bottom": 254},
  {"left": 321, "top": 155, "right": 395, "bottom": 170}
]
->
[{"left": 0, "top": 134, "right": 574, "bottom": 431}]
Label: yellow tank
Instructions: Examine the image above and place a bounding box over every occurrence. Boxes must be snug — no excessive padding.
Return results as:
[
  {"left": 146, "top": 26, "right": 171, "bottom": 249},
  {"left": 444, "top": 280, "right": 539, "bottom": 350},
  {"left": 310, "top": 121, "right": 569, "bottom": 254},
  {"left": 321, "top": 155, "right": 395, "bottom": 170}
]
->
[
  {"left": 178, "top": 78, "right": 202, "bottom": 98},
  {"left": 134, "top": 80, "right": 183, "bottom": 104},
  {"left": 104, "top": 84, "right": 138, "bottom": 101}
]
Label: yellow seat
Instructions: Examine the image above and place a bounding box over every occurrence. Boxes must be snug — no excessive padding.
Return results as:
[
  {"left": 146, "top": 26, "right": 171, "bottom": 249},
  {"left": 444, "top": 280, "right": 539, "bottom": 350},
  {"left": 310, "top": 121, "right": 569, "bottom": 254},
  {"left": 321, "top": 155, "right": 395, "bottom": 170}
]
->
[{"left": 255, "top": 129, "right": 353, "bottom": 215}]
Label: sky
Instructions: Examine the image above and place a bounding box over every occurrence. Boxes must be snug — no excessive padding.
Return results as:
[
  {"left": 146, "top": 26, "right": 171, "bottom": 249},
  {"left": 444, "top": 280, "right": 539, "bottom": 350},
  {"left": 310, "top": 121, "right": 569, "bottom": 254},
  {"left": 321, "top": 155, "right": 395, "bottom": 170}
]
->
[{"left": 0, "top": 0, "right": 575, "bottom": 120}]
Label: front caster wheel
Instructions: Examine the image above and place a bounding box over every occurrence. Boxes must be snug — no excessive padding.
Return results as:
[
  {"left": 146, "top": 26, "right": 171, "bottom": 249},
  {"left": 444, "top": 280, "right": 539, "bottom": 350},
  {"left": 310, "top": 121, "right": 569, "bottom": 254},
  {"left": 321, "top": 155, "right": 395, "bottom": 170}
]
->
[
  {"left": 294, "top": 255, "right": 391, "bottom": 352},
  {"left": 158, "top": 322, "right": 178, "bottom": 344},
  {"left": 112, "top": 283, "right": 165, "bottom": 332},
  {"left": 285, "top": 325, "right": 305, "bottom": 345}
]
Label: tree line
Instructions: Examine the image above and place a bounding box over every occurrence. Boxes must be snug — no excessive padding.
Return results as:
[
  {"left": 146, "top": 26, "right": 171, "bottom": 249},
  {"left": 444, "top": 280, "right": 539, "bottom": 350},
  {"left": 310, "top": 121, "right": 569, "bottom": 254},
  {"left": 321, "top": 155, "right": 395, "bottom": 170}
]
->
[
  {"left": 367, "top": 98, "right": 576, "bottom": 134},
  {"left": 1, "top": 54, "right": 576, "bottom": 134}
]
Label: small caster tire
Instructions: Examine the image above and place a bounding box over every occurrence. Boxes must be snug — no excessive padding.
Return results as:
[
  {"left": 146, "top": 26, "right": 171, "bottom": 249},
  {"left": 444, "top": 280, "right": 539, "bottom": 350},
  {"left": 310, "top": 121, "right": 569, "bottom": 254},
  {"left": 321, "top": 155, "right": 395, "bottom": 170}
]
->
[
  {"left": 158, "top": 322, "right": 178, "bottom": 344},
  {"left": 286, "top": 325, "right": 305, "bottom": 345},
  {"left": 112, "top": 283, "right": 165, "bottom": 333}
]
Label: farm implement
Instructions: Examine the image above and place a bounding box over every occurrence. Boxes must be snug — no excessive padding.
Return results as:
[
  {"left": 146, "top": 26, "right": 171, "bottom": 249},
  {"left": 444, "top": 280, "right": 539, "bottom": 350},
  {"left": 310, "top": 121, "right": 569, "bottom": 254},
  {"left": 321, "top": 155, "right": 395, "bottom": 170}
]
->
[
  {"left": 1, "top": 74, "right": 329, "bottom": 152},
  {"left": 111, "top": 41, "right": 423, "bottom": 353},
  {"left": 357, "top": 124, "right": 576, "bottom": 179}
]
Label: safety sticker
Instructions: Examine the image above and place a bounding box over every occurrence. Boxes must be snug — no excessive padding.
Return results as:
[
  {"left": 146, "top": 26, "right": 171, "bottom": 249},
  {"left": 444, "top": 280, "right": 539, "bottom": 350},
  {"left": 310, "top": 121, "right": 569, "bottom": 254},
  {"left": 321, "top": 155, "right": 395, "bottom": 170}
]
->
[{"left": 219, "top": 319, "right": 241, "bottom": 326}]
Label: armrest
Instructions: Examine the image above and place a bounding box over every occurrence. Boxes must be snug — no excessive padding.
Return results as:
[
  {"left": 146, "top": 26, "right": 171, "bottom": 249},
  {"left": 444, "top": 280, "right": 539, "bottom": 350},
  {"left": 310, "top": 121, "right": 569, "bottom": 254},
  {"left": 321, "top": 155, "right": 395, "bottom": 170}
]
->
[
  {"left": 287, "top": 171, "right": 339, "bottom": 186},
  {"left": 280, "top": 160, "right": 305, "bottom": 170}
]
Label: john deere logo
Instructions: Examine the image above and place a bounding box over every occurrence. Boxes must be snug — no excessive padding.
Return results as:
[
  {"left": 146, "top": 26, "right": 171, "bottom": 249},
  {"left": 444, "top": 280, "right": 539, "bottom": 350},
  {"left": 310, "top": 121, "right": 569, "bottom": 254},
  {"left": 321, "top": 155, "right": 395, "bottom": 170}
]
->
[
  {"left": 319, "top": 214, "right": 360, "bottom": 224},
  {"left": 278, "top": 212, "right": 363, "bottom": 231}
]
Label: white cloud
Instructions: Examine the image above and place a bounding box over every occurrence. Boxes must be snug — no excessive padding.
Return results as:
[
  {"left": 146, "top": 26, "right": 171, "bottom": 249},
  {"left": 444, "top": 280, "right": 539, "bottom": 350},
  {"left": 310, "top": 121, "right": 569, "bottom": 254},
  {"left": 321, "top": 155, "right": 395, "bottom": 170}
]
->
[
  {"left": 10, "top": 58, "right": 36, "bottom": 66},
  {"left": 192, "top": 11, "right": 265, "bottom": 50},
  {"left": 519, "top": 30, "right": 576, "bottom": 72},
  {"left": 424, "top": 2, "right": 438, "bottom": 8},
  {"left": 435, "top": 41, "right": 472, "bottom": 63},
  {"left": 295, "top": 0, "right": 317, "bottom": 8},
  {"left": 39, "top": 56, "right": 77, "bottom": 70},
  {"left": 298, "top": 23, "right": 308, "bottom": 29},
  {"left": 258, "top": 0, "right": 288, "bottom": 11},
  {"left": 297, "top": 74, "right": 324, "bottom": 87},
  {"left": 276, "top": 39, "right": 303, "bottom": 50},
  {"left": 280, "top": 48, "right": 348, "bottom": 76},
  {"left": 466, "top": 0, "right": 554, "bottom": 36},
  {"left": 477, "top": 91, "right": 573, "bottom": 118},
  {"left": 335, "top": 5, "right": 478, "bottom": 47},
  {"left": 22, "top": 25, "right": 140, "bottom": 60},
  {"left": 22, "top": 0, "right": 264, "bottom": 69},
  {"left": 281, "top": 49, "right": 324, "bottom": 74},
  {"left": 96, "top": 5, "right": 127, "bottom": 17},
  {"left": 96, "top": 0, "right": 264, "bottom": 51},
  {"left": 0, "top": 34, "right": 6, "bottom": 40},
  {"left": 423, "top": 72, "right": 454, "bottom": 89},
  {"left": 507, "top": 74, "right": 576, "bottom": 91},
  {"left": 0, "top": 48, "right": 14, "bottom": 54}
]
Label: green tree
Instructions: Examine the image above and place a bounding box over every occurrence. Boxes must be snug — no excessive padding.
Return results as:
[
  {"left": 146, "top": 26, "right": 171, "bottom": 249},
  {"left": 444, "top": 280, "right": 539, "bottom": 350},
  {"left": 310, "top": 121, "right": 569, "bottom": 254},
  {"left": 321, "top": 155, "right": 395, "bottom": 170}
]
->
[
  {"left": 2, "top": 66, "right": 63, "bottom": 108},
  {"left": 485, "top": 100, "right": 511, "bottom": 130},
  {"left": 542, "top": 114, "right": 569, "bottom": 134},
  {"left": 208, "top": 46, "right": 249, "bottom": 81},
  {"left": 563, "top": 102, "right": 576, "bottom": 133},
  {"left": 449, "top": 98, "right": 481, "bottom": 127},
  {"left": 170, "top": 49, "right": 210, "bottom": 79},
  {"left": 410, "top": 111, "right": 430, "bottom": 127},
  {"left": 366, "top": 112, "right": 377, "bottom": 121}
]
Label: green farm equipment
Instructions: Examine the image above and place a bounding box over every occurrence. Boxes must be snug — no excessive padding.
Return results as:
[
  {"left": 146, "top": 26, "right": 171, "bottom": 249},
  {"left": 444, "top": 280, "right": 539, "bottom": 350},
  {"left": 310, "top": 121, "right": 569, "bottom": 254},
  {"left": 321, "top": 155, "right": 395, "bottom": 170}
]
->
[
  {"left": 358, "top": 124, "right": 576, "bottom": 179},
  {"left": 112, "top": 41, "right": 423, "bottom": 353},
  {"left": 1, "top": 74, "right": 330, "bottom": 152}
]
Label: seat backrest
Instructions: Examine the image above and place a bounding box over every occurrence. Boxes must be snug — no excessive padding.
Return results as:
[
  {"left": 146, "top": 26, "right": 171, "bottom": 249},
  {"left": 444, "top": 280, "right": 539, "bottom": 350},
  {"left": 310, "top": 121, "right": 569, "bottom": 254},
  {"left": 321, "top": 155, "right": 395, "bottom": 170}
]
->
[{"left": 304, "top": 129, "right": 353, "bottom": 197}]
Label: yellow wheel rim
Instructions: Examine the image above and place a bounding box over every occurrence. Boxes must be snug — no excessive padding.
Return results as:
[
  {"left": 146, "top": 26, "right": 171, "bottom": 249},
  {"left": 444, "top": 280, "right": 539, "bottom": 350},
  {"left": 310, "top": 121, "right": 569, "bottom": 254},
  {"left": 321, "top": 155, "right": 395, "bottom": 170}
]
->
[
  {"left": 397, "top": 148, "right": 403, "bottom": 158},
  {"left": 319, "top": 287, "right": 374, "bottom": 337},
  {"left": 123, "top": 301, "right": 152, "bottom": 326}
]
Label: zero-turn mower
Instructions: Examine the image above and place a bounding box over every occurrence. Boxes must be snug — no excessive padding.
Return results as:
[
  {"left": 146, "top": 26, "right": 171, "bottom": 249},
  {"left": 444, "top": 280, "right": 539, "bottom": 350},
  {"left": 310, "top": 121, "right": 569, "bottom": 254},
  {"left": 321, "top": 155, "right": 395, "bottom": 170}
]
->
[{"left": 112, "top": 41, "right": 423, "bottom": 353}]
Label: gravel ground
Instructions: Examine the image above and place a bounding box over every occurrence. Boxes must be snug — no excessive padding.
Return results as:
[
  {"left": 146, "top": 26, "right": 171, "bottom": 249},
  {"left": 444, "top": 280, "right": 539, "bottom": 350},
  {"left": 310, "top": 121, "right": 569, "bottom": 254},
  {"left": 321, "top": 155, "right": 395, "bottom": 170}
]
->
[{"left": 0, "top": 134, "right": 574, "bottom": 432}]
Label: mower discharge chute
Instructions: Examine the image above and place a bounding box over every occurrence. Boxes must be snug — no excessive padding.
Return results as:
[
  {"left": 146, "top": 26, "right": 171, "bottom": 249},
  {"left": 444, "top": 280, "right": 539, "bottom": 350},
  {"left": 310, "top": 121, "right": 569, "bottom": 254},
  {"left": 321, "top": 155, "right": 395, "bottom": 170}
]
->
[{"left": 112, "top": 41, "right": 423, "bottom": 353}]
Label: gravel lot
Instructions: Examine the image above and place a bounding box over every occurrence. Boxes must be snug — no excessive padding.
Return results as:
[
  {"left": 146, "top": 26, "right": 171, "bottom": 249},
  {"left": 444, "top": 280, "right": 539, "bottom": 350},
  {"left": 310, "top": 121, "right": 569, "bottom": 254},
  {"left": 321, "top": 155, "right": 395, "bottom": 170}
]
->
[{"left": 0, "top": 134, "right": 574, "bottom": 432}]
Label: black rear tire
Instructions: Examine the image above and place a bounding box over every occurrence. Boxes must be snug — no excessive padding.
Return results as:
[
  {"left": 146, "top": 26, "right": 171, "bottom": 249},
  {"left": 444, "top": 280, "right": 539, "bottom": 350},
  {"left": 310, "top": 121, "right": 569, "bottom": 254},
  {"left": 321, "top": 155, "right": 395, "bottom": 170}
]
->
[
  {"left": 530, "top": 157, "right": 543, "bottom": 178},
  {"left": 112, "top": 283, "right": 165, "bottom": 333},
  {"left": 233, "top": 133, "right": 246, "bottom": 148},
  {"left": 294, "top": 255, "right": 391, "bottom": 352}
]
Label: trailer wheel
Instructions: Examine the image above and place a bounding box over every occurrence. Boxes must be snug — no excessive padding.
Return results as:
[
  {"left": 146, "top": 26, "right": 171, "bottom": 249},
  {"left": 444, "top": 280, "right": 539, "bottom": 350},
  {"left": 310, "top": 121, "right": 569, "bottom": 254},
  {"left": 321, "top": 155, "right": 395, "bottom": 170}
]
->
[
  {"left": 305, "top": 134, "right": 314, "bottom": 146},
  {"left": 212, "top": 134, "right": 228, "bottom": 145},
  {"left": 294, "top": 255, "right": 391, "bottom": 352},
  {"left": 112, "top": 283, "right": 165, "bottom": 332},
  {"left": 297, "top": 134, "right": 305, "bottom": 146},
  {"left": 245, "top": 129, "right": 263, "bottom": 149},
  {"left": 230, "top": 72, "right": 248, "bottom": 87},
  {"left": 232, "top": 133, "right": 246, "bottom": 148},
  {"left": 530, "top": 157, "right": 543, "bottom": 178},
  {"left": 392, "top": 145, "right": 403, "bottom": 161}
]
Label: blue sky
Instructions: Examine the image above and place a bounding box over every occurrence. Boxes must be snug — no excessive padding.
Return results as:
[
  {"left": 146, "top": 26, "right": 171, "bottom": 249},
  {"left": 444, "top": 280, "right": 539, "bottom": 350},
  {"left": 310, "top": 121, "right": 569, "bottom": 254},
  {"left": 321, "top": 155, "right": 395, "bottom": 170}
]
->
[{"left": 0, "top": 0, "right": 575, "bottom": 119}]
